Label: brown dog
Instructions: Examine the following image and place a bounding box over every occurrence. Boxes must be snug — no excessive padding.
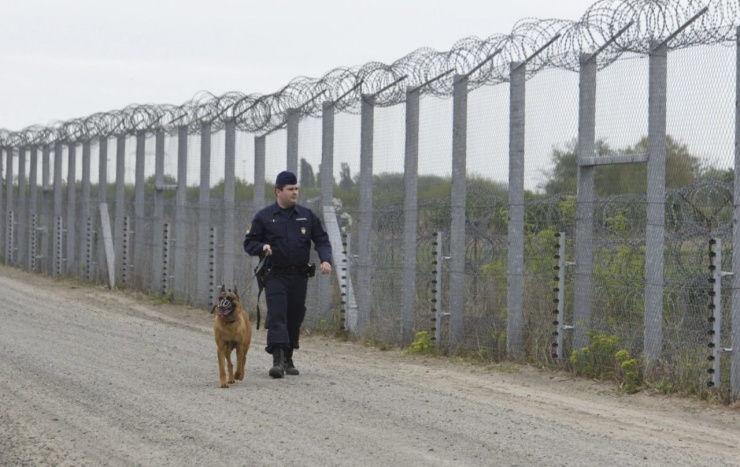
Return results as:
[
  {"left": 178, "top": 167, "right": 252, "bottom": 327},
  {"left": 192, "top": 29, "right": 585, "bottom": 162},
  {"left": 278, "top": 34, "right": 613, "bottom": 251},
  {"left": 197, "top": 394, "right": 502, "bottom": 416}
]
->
[{"left": 211, "top": 285, "right": 252, "bottom": 388}]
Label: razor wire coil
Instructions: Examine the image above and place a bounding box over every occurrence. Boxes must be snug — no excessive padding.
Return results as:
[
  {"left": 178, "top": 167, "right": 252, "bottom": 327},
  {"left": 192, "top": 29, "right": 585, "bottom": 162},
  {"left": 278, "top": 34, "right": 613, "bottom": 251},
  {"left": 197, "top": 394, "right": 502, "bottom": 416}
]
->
[{"left": 0, "top": 0, "right": 736, "bottom": 146}]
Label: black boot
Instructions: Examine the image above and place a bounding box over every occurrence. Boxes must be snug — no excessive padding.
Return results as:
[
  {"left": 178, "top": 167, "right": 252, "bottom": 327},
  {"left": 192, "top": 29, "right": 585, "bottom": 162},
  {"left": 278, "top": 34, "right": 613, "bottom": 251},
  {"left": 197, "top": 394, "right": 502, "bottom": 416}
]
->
[
  {"left": 284, "top": 347, "right": 299, "bottom": 376},
  {"left": 269, "top": 347, "right": 285, "bottom": 379}
]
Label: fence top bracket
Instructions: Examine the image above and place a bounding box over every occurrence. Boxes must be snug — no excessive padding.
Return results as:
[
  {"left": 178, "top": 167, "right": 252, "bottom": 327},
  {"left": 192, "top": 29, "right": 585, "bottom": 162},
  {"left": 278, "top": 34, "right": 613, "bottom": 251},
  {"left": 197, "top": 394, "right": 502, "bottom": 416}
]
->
[{"left": 579, "top": 153, "right": 648, "bottom": 167}]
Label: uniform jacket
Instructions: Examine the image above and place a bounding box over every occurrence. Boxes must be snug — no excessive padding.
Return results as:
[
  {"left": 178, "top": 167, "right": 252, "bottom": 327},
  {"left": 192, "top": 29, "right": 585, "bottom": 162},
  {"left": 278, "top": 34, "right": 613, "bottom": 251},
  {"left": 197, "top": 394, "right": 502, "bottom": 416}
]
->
[{"left": 243, "top": 202, "right": 332, "bottom": 268}]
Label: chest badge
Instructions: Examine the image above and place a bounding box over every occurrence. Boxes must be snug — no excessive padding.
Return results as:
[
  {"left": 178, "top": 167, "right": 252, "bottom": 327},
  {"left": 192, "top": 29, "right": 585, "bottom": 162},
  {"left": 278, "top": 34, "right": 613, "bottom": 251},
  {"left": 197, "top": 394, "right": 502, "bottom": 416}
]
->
[{"left": 300, "top": 226, "right": 306, "bottom": 235}]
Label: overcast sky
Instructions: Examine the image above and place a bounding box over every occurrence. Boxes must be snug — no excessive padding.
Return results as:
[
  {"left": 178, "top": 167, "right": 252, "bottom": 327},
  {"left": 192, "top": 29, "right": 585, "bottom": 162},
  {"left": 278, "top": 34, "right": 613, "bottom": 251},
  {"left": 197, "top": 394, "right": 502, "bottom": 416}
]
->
[{"left": 0, "top": 0, "right": 599, "bottom": 131}]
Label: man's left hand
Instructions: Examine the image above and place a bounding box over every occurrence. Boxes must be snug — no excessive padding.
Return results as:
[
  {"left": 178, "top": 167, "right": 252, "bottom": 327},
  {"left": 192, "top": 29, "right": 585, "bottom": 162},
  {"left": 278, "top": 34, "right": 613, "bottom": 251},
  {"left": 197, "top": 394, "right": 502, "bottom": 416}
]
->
[{"left": 320, "top": 262, "right": 331, "bottom": 275}]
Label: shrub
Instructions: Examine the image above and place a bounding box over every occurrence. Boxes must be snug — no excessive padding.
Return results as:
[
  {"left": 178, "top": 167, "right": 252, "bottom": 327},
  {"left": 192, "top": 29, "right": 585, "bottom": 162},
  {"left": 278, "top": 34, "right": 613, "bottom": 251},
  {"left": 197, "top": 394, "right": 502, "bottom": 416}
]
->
[
  {"left": 570, "top": 332, "right": 642, "bottom": 393},
  {"left": 407, "top": 331, "right": 434, "bottom": 355}
]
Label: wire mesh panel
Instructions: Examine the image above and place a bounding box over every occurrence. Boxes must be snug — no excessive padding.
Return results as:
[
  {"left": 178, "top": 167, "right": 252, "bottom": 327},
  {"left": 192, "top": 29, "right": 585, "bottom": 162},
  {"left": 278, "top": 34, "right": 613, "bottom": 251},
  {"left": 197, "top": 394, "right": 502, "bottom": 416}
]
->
[
  {"left": 354, "top": 103, "right": 405, "bottom": 344},
  {"left": 415, "top": 94, "right": 454, "bottom": 348},
  {"left": 125, "top": 134, "right": 156, "bottom": 292},
  {"left": 296, "top": 116, "right": 323, "bottom": 324},
  {"left": 661, "top": 43, "right": 736, "bottom": 390},
  {"left": 232, "top": 130, "right": 258, "bottom": 316},
  {"left": 577, "top": 53, "right": 652, "bottom": 375},
  {"left": 324, "top": 111, "right": 362, "bottom": 332},
  {"left": 174, "top": 133, "right": 202, "bottom": 304},
  {"left": 522, "top": 68, "right": 580, "bottom": 362},
  {"left": 210, "top": 128, "right": 228, "bottom": 298},
  {"left": 40, "top": 146, "right": 53, "bottom": 275}
]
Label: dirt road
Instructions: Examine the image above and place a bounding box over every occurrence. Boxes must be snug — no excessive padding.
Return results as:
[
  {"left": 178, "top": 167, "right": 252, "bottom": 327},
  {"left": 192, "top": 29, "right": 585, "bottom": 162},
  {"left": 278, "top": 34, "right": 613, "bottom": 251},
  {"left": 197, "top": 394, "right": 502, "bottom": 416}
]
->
[{"left": 1, "top": 265, "right": 738, "bottom": 466}]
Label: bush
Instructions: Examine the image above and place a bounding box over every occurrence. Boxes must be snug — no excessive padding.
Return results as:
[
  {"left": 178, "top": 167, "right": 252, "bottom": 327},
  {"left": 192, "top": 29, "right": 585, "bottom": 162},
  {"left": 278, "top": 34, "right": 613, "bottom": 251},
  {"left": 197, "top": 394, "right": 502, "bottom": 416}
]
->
[
  {"left": 570, "top": 332, "right": 642, "bottom": 393},
  {"left": 407, "top": 331, "right": 434, "bottom": 355}
]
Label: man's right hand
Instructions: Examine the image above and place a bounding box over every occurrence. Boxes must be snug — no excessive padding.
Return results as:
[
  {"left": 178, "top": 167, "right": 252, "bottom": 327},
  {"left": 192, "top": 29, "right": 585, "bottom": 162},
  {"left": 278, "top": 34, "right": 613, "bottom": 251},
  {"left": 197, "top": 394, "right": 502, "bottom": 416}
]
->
[{"left": 262, "top": 244, "right": 272, "bottom": 256}]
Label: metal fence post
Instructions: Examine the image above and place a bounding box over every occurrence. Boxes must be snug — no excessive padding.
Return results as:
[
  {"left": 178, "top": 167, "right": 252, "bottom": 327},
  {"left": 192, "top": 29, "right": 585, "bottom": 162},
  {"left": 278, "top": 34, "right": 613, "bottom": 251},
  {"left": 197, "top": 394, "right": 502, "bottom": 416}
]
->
[
  {"left": 29, "top": 213, "right": 37, "bottom": 272},
  {"left": 286, "top": 108, "right": 299, "bottom": 174},
  {"left": 153, "top": 129, "right": 165, "bottom": 291},
  {"left": 98, "top": 137, "right": 108, "bottom": 282},
  {"left": 253, "top": 135, "right": 266, "bottom": 211},
  {"left": 357, "top": 94, "right": 375, "bottom": 333},
  {"left": 17, "top": 147, "right": 26, "bottom": 267},
  {"left": 28, "top": 146, "right": 38, "bottom": 271},
  {"left": 732, "top": 25, "right": 740, "bottom": 399},
  {"left": 644, "top": 41, "right": 668, "bottom": 366},
  {"left": 13, "top": 146, "right": 27, "bottom": 265},
  {"left": 197, "top": 122, "right": 212, "bottom": 305},
  {"left": 209, "top": 226, "right": 218, "bottom": 305},
  {"left": 320, "top": 102, "right": 335, "bottom": 209},
  {"left": 174, "top": 126, "right": 188, "bottom": 301},
  {"left": 250, "top": 134, "right": 266, "bottom": 300},
  {"left": 85, "top": 216, "right": 93, "bottom": 281},
  {"left": 133, "top": 132, "right": 146, "bottom": 287},
  {"left": 122, "top": 215, "right": 130, "bottom": 285},
  {"left": 41, "top": 145, "right": 51, "bottom": 274},
  {"left": 574, "top": 53, "right": 597, "bottom": 352},
  {"left": 162, "top": 222, "right": 171, "bottom": 295},
  {"left": 0, "top": 148, "right": 4, "bottom": 260},
  {"left": 5, "top": 147, "right": 14, "bottom": 264},
  {"left": 114, "top": 135, "right": 126, "bottom": 284},
  {"left": 450, "top": 74, "right": 468, "bottom": 349},
  {"left": 53, "top": 142, "right": 63, "bottom": 276},
  {"left": 401, "top": 85, "right": 421, "bottom": 343},
  {"left": 553, "top": 232, "right": 574, "bottom": 359},
  {"left": 433, "top": 232, "right": 446, "bottom": 343},
  {"left": 81, "top": 141, "right": 91, "bottom": 277},
  {"left": 54, "top": 215, "right": 63, "bottom": 276},
  {"left": 320, "top": 101, "right": 335, "bottom": 325},
  {"left": 708, "top": 238, "right": 733, "bottom": 388},
  {"left": 5, "top": 210, "right": 14, "bottom": 265},
  {"left": 507, "top": 62, "right": 526, "bottom": 355},
  {"left": 223, "top": 119, "right": 236, "bottom": 289},
  {"left": 66, "top": 142, "right": 77, "bottom": 275}
]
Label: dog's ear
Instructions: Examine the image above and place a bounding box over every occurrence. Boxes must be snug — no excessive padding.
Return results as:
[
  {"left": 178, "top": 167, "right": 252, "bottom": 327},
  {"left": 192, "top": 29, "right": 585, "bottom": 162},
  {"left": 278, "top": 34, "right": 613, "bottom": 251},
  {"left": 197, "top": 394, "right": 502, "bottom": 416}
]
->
[
  {"left": 233, "top": 285, "right": 239, "bottom": 298},
  {"left": 220, "top": 284, "right": 226, "bottom": 293}
]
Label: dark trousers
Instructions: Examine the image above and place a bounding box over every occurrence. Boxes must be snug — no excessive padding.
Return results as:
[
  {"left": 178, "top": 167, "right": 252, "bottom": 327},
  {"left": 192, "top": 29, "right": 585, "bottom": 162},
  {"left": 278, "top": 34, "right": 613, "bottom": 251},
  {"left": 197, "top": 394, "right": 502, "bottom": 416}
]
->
[{"left": 264, "top": 273, "right": 308, "bottom": 354}]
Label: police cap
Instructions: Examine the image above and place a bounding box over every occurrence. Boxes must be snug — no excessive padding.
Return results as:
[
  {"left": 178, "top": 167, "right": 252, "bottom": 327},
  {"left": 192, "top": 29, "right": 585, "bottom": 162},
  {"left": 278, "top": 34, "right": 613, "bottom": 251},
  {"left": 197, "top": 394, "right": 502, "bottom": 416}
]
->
[{"left": 275, "top": 171, "right": 297, "bottom": 185}]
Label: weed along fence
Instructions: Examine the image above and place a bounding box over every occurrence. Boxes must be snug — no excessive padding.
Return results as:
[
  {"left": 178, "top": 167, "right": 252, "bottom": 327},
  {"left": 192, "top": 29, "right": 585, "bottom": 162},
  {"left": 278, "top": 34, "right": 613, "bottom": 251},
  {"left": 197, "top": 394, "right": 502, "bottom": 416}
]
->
[{"left": 2, "top": 0, "right": 740, "bottom": 401}]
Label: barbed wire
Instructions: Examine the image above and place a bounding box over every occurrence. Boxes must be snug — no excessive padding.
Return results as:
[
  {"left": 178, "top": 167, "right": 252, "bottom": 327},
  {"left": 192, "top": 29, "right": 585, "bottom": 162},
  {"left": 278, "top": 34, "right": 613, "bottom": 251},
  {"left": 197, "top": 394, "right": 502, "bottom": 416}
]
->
[{"left": 0, "top": 0, "right": 735, "bottom": 146}]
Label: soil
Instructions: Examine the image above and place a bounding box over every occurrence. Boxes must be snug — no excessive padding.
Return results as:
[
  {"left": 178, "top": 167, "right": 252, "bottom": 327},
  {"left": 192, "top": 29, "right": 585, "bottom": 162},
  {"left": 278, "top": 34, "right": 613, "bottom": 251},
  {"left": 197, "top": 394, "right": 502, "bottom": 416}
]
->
[{"left": 1, "top": 264, "right": 738, "bottom": 466}]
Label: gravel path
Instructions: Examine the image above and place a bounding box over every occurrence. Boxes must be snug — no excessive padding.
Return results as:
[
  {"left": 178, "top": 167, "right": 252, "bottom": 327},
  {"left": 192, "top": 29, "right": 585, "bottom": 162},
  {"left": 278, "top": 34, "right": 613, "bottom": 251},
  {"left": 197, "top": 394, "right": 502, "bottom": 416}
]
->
[{"left": 1, "top": 265, "right": 738, "bottom": 466}]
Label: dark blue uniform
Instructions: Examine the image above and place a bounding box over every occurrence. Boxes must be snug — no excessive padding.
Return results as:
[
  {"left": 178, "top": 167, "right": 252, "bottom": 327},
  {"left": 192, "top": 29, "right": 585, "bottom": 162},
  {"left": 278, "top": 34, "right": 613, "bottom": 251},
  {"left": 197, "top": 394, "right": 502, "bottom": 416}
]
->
[{"left": 243, "top": 202, "right": 332, "bottom": 354}]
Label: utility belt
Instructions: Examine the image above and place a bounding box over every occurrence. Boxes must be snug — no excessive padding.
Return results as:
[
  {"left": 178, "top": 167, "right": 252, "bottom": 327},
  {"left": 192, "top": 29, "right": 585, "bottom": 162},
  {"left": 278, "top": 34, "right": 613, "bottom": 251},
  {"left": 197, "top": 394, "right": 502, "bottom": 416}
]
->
[{"left": 269, "top": 263, "right": 316, "bottom": 277}]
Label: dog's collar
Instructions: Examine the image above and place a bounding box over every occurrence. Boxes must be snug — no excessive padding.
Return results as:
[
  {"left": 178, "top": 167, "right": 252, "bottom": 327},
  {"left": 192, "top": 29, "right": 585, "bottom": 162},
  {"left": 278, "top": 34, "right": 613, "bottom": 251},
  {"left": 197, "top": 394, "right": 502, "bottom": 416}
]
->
[{"left": 218, "top": 312, "right": 239, "bottom": 323}]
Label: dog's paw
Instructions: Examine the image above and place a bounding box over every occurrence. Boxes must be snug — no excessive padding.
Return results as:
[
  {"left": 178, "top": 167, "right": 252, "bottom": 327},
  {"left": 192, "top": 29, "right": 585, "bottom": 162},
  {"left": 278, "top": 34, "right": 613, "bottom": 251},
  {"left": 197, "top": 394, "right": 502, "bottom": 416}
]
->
[
  {"left": 228, "top": 378, "right": 236, "bottom": 384},
  {"left": 220, "top": 380, "right": 229, "bottom": 388},
  {"left": 235, "top": 372, "right": 244, "bottom": 381}
]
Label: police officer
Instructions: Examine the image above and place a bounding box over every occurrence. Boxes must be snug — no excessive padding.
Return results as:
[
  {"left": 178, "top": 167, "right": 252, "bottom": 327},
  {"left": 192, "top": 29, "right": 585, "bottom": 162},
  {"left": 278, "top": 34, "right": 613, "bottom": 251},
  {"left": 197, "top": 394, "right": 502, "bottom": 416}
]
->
[{"left": 243, "top": 170, "right": 332, "bottom": 378}]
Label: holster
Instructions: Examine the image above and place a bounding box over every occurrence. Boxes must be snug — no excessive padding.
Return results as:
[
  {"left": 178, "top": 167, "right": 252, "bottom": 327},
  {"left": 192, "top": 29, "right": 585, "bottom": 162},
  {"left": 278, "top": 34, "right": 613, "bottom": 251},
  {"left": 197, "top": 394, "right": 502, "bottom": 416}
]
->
[{"left": 307, "top": 263, "right": 316, "bottom": 278}]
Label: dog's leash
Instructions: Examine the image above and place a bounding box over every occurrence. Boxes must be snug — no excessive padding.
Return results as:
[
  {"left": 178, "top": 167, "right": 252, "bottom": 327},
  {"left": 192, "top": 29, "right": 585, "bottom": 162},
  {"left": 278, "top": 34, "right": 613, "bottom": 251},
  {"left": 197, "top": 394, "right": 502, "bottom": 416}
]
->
[{"left": 249, "top": 255, "right": 268, "bottom": 330}]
